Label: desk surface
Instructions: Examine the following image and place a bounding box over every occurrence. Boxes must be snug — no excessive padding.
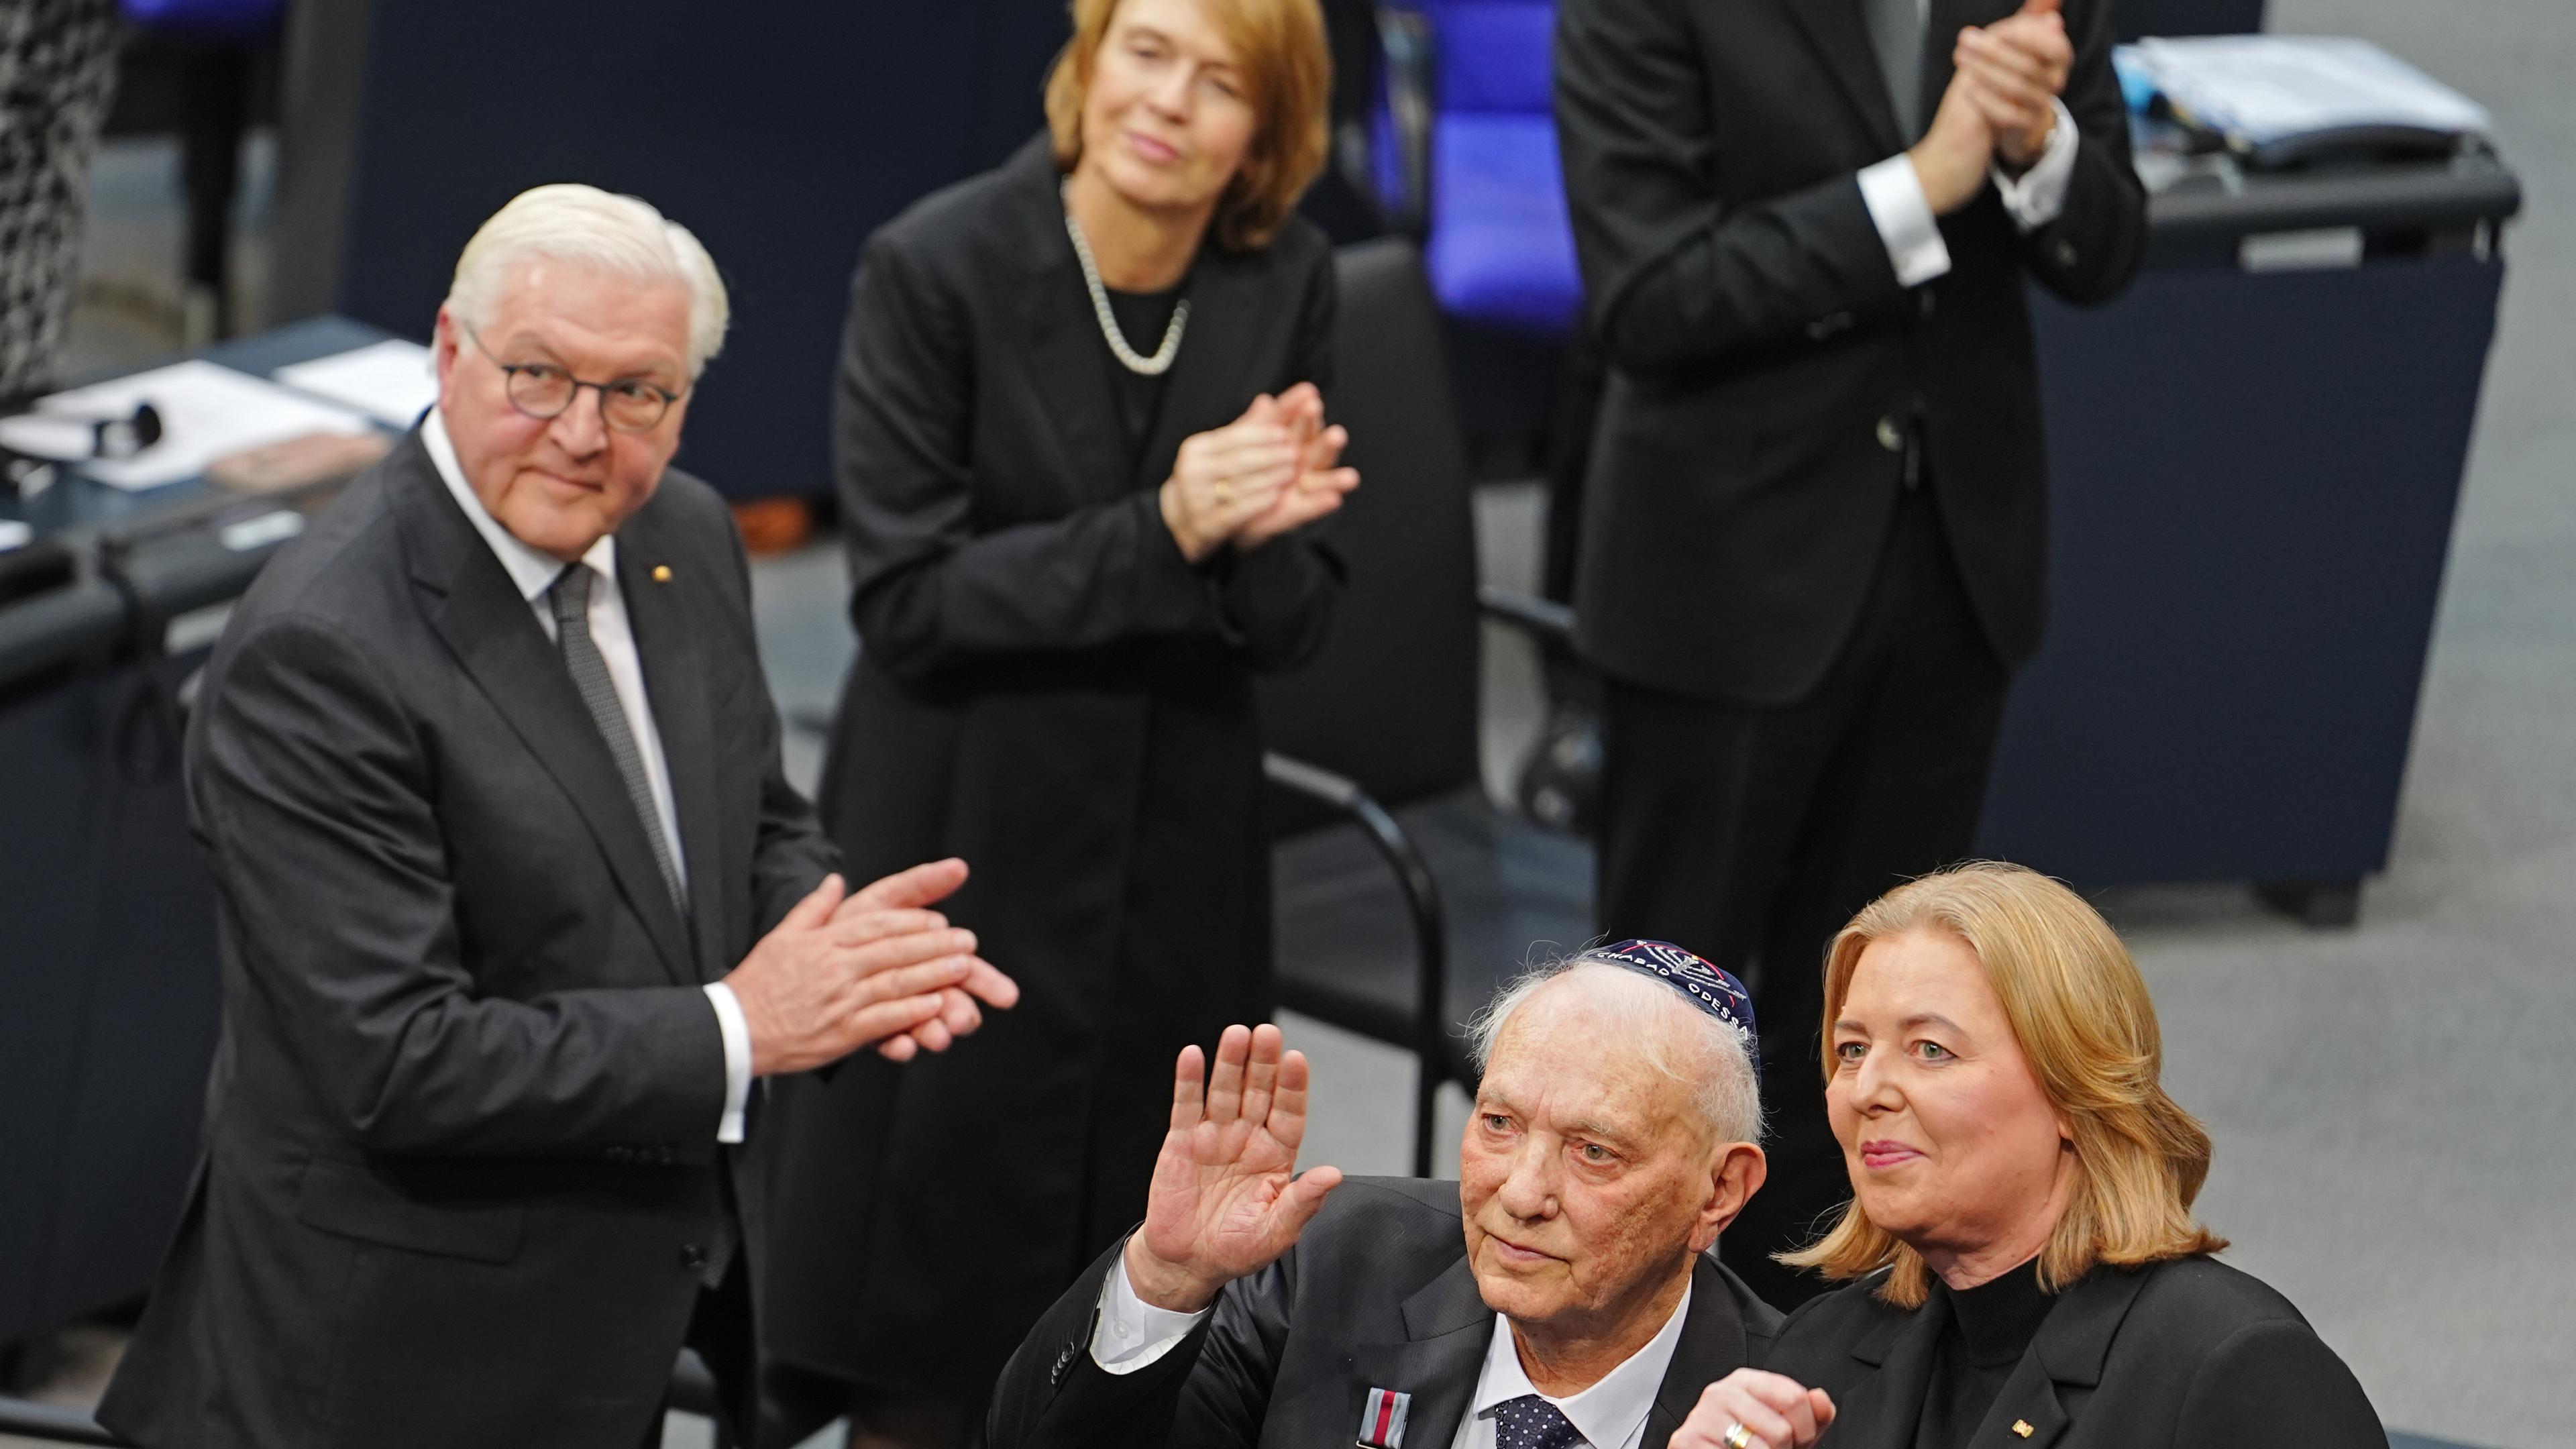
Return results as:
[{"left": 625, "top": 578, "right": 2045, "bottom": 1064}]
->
[{"left": 2, "top": 315, "right": 401, "bottom": 544}]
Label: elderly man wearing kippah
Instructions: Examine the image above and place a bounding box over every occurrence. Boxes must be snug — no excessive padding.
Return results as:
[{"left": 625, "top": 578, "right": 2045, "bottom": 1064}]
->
[{"left": 986, "top": 943, "right": 1791, "bottom": 1449}]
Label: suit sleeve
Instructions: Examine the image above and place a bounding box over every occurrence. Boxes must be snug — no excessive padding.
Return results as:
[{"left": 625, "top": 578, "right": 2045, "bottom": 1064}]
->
[
  {"left": 1554, "top": 0, "right": 1909, "bottom": 374},
  {"left": 835, "top": 231, "right": 1226, "bottom": 684},
  {"left": 2012, "top": 0, "right": 2147, "bottom": 305},
  {"left": 2173, "top": 1318, "right": 2385, "bottom": 1448},
  {"left": 1210, "top": 244, "right": 1347, "bottom": 675},
  {"left": 988, "top": 1237, "right": 1289, "bottom": 1449},
  {"left": 194, "top": 615, "right": 727, "bottom": 1156}
]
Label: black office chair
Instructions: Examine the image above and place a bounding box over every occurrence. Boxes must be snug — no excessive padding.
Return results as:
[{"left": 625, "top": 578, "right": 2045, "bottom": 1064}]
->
[{"left": 1260, "top": 237, "right": 1595, "bottom": 1176}]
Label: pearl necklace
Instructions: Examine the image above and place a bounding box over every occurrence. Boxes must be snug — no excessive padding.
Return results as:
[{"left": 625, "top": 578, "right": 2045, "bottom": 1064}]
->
[{"left": 1061, "top": 181, "right": 1189, "bottom": 376}]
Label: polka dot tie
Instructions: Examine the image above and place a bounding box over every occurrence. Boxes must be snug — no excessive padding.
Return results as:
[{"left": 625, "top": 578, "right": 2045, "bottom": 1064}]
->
[{"left": 1493, "top": 1394, "right": 1587, "bottom": 1449}]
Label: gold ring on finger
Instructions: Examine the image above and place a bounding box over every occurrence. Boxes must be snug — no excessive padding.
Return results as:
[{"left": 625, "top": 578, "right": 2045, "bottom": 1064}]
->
[
  {"left": 1215, "top": 476, "right": 1233, "bottom": 506},
  {"left": 1721, "top": 1424, "right": 1758, "bottom": 1449}
]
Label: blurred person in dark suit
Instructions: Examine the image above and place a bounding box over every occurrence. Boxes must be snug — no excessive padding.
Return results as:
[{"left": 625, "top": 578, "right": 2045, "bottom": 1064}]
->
[
  {"left": 987, "top": 942, "right": 1778, "bottom": 1449},
  {"left": 758, "top": 1, "right": 1356, "bottom": 1442},
  {"left": 1554, "top": 0, "right": 2147, "bottom": 1305},
  {"left": 95, "top": 184, "right": 1015, "bottom": 1449}
]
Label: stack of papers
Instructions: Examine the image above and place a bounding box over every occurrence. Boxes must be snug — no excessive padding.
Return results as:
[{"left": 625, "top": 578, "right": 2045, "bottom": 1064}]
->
[
  {"left": 0, "top": 360, "right": 376, "bottom": 491},
  {"left": 274, "top": 339, "right": 439, "bottom": 427},
  {"left": 2123, "top": 36, "right": 2489, "bottom": 158}
]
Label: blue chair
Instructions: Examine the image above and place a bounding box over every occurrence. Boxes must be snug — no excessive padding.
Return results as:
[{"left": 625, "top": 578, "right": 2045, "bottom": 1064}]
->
[{"left": 1373, "top": 0, "right": 1583, "bottom": 335}]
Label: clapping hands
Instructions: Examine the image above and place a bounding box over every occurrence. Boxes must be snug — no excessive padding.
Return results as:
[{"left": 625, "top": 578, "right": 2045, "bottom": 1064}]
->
[
  {"left": 1122, "top": 1024, "right": 1345, "bottom": 1313},
  {"left": 1911, "top": 0, "right": 2074, "bottom": 214},
  {"left": 1160, "top": 383, "right": 1360, "bottom": 563},
  {"left": 1954, "top": 0, "right": 2073, "bottom": 170}
]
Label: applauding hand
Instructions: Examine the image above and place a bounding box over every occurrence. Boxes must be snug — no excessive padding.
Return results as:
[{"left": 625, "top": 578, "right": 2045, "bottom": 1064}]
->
[
  {"left": 1160, "top": 397, "right": 1303, "bottom": 563},
  {"left": 1232, "top": 382, "right": 1360, "bottom": 552},
  {"left": 830, "top": 859, "right": 1020, "bottom": 1061},
  {"left": 1124, "top": 1024, "right": 1344, "bottom": 1313},
  {"left": 1953, "top": 0, "right": 2073, "bottom": 170}
]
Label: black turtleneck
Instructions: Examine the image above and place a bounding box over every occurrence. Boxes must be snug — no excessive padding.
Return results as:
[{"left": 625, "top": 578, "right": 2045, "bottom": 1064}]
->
[{"left": 1913, "top": 1257, "right": 2056, "bottom": 1448}]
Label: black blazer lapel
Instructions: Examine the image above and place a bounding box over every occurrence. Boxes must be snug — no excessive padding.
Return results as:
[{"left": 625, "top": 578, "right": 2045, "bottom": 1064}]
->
[
  {"left": 1780, "top": 0, "right": 1904, "bottom": 154},
  {"left": 1346, "top": 1258, "right": 1493, "bottom": 1449},
  {"left": 1819, "top": 1289, "right": 1951, "bottom": 1449},
  {"left": 389, "top": 437, "right": 698, "bottom": 987},
  {"left": 1009, "top": 142, "right": 1138, "bottom": 509},
  {"left": 1644, "top": 1258, "right": 1756, "bottom": 1448},
  {"left": 615, "top": 506, "right": 724, "bottom": 982},
  {"left": 1960, "top": 1267, "right": 2149, "bottom": 1449}
]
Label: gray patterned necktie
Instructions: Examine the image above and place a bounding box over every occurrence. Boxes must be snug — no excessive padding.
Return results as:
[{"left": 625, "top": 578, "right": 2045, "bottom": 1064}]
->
[
  {"left": 549, "top": 564, "right": 685, "bottom": 917},
  {"left": 1867, "top": 0, "right": 1928, "bottom": 140},
  {"left": 551, "top": 562, "right": 734, "bottom": 1288}
]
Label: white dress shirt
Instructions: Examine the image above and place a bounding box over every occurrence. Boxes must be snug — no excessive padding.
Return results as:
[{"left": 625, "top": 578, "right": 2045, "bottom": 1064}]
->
[
  {"left": 423, "top": 410, "right": 755, "bottom": 1144},
  {"left": 1090, "top": 1248, "right": 1693, "bottom": 1449}
]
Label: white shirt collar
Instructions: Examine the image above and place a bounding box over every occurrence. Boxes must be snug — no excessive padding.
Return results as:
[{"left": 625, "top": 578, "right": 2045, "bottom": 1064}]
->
[
  {"left": 1471, "top": 1279, "right": 1693, "bottom": 1449},
  {"left": 421, "top": 407, "right": 616, "bottom": 601}
]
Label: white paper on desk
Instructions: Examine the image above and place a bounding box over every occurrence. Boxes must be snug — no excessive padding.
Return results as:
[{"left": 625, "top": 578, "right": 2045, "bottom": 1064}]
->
[
  {"left": 2132, "top": 36, "right": 2489, "bottom": 148},
  {"left": 273, "top": 339, "right": 439, "bottom": 428},
  {"left": 5, "top": 360, "right": 375, "bottom": 491}
]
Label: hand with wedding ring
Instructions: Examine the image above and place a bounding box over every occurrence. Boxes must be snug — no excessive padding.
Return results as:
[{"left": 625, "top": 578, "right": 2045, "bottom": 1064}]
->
[
  {"left": 1232, "top": 382, "right": 1360, "bottom": 553},
  {"left": 1160, "top": 394, "right": 1303, "bottom": 563},
  {"left": 1672, "top": 1369, "right": 1836, "bottom": 1449}
]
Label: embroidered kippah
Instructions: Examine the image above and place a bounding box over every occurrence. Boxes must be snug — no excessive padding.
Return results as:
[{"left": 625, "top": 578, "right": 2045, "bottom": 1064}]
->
[{"left": 1574, "top": 939, "right": 1760, "bottom": 1078}]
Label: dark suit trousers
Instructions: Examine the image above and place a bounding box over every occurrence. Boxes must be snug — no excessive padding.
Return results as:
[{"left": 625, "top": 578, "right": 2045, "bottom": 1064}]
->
[{"left": 1595, "top": 480, "right": 2009, "bottom": 1309}]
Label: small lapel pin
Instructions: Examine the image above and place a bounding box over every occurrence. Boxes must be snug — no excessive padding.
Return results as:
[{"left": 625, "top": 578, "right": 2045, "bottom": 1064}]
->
[
  {"left": 2012, "top": 1420, "right": 2035, "bottom": 1438},
  {"left": 651, "top": 564, "right": 673, "bottom": 583},
  {"left": 1356, "top": 1386, "right": 1411, "bottom": 1448}
]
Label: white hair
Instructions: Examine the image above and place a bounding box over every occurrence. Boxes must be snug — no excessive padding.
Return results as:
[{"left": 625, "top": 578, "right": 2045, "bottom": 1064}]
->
[
  {"left": 443, "top": 183, "right": 729, "bottom": 376},
  {"left": 1464, "top": 957, "right": 1764, "bottom": 1145}
]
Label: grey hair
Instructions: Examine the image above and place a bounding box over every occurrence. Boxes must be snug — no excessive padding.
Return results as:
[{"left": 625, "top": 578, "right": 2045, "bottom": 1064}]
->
[
  {"left": 1464, "top": 955, "right": 1764, "bottom": 1145},
  {"left": 444, "top": 183, "right": 729, "bottom": 377}
]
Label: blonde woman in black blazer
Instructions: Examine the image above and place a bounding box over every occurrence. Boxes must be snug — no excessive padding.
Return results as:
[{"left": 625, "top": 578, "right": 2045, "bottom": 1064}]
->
[
  {"left": 758, "top": 0, "right": 1360, "bottom": 1440},
  {"left": 1674, "top": 865, "right": 2379, "bottom": 1449}
]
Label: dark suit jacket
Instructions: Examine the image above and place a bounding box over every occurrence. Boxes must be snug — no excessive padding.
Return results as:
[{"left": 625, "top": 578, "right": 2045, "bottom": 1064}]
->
[
  {"left": 987, "top": 1177, "right": 1783, "bottom": 1449},
  {"left": 761, "top": 135, "right": 1344, "bottom": 1395},
  {"left": 1768, "top": 1258, "right": 2383, "bottom": 1448},
  {"left": 1555, "top": 0, "right": 2147, "bottom": 703},
  {"left": 97, "top": 433, "right": 837, "bottom": 1449}
]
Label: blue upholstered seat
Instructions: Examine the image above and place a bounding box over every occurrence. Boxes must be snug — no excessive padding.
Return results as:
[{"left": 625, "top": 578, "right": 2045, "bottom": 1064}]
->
[{"left": 1376, "top": 0, "right": 1585, "bottom": 335}]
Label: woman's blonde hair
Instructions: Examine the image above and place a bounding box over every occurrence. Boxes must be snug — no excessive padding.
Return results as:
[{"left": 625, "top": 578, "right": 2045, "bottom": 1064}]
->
[
  {"left": 1044, "top": 0, "right": 1332, "bottom": 251},
  {"left": 1780, "top": 862, "right": 2226, "bottom": 1307}
]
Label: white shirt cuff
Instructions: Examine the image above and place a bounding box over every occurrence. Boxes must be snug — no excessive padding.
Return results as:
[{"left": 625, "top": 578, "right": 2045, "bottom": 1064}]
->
[
  {"left": 1992, "top": 97, "right": 2079, "bottom": 232},
  {"left": 1091, "top": 1245, "right": 1212, "bottom": 1375},
  {"left": 702, "top": 982, "right": 753, "bottom": 1144},
  {"left": 1858, "top": 153, "right": 1953, "bottom": 288}
]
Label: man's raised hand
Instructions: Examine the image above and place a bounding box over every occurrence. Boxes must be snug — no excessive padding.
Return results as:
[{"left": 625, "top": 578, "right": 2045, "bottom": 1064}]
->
[{"left": 1124, "top": 1024, "right": 1344, "bottom": 1313}]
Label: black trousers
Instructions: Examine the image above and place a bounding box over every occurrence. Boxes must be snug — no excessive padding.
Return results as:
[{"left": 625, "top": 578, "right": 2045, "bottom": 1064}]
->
[
  {"left": 1595, "top": 484, "right": 2011, "bottom": 1309},
  {"left": 641, "top": 1256, "right": 756, "bottom": 1449}
]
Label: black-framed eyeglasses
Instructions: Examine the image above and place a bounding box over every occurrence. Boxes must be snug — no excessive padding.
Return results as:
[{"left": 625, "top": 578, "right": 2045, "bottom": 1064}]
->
[{"left": 462, "top": 325, "right": 686, "bottom": 434}]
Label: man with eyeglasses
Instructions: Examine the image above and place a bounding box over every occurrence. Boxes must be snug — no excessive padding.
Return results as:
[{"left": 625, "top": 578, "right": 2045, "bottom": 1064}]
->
[{"left": 97, "top": 184, "right": 1018, "bottom": 1449}]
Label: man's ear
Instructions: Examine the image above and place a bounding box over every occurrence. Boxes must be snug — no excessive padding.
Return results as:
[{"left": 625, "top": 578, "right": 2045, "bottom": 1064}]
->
[
  {"left": 432, "top": 306, "right": 462, "bottom": 404},
  {"left": 1688, "top": 1143, "right": 1768, "bottom": 1256}
]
